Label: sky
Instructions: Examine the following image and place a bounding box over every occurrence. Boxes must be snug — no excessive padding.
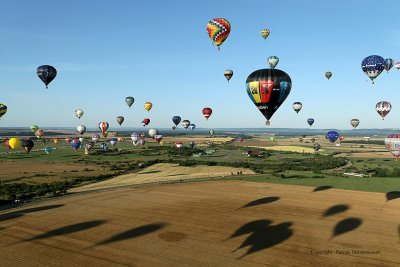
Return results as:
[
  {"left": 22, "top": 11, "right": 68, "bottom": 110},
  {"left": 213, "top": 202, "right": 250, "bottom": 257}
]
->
[{"left": 1, "top": 0, "right": 400, "bottom": 130}]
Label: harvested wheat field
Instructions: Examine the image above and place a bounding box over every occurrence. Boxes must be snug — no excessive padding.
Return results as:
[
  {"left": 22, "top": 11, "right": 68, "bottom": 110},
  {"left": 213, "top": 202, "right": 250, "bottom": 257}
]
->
[
  {"left": 71, "top": 163, "right": 254, "bottom": 192},
  {"left": 248, "top": 145, "right": 319, "bottom": 153},
  {"left": 1, "top": 180, "right": 399, "bottom": 266}
]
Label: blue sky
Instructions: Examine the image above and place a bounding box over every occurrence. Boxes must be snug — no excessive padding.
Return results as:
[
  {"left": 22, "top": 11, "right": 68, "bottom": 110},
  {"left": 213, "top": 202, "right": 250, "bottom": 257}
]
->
[{"left": 0, "top": 0, "right": 399, "bottom": 130}]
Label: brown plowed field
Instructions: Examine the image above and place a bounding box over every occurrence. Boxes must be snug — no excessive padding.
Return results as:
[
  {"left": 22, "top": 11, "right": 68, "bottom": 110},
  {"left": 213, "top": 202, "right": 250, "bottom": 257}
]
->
[{"left": 0, "top": 181, "right": 399, "bottom": 266}]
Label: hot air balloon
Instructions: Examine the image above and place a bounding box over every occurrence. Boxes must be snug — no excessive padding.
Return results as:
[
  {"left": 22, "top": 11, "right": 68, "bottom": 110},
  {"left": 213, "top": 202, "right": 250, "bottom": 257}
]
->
[
  {"left": 4, "top": 139, "right": 10, "bottom": 149},
  {"left": 142, "top": 118, "right": 150, "bottom": 126},
  {"left": 311, "top": 138, "right": 316, "bottom": 143},
  {"left": 148, "top": 128, "right": 158, "bottom": 138},
  {"left": 339, "top": 136, "right": 345, "bottom": 141},
  {"left": 361, "top": 55, "right": 385, "bottom": 84},
  {"left": 325, "top": 71, "right": 332, "bottom": 79},
  {"left": 65, "top": 137, "right": 72, "bottom": 143},
  {"left": 154, "top": 135, "right": 163, "bottom": 143},
  {"left": 206, "top": 18, "right": 231, "bottom": 50},
  {"left": 182, "top": 120, "right": 190, "bottom": 129},
  {"left": 8, "top": 138, "right": 21, "bottom": 149},
  {"left": 189, "top": 140, "right": 195, "bottom": 149},
  {"left": 299, "top": 137, "right": 304, "bottom": 142},
  {"left": 384, "top": 134, "right": 400, "bottom": 161},
  {"left": 131, "top": 132, "right": 139, "bottom": 146},
  {"left": 172, "top": 116, "right": 181, "bottom": 127},
  {"left": 224, "top": 69, "right": 233, "bottom": 82},
  {"left": 102, "top": 132, "right": 109, "bottom": 138},
  {"left": 98, "top": 122, "right": 109, "bottom": 133},
  {"left": 21, "top": 139, "right": 34, "bottom": 153},
  {"left": 189, "top": 124, "right": 196, "bottom": 131},
  {"left": 52, "top": 138, "right": 59, "bottom": 144},
  {"left": 30, "top": 125, "right": 39, "bottom": 133},
  {"left": 85, "top": 142, "right": 94, "bottom": 155},
  {"left": 35, "top": 129, "right": 44, "bottom": 139},
  {"left": 175, "top": 142, "right": 183, "bottom": 149},
  {"left": 246, "top": 69, "right": 292, "bottom": 125},
  {"left": 313, "top": 143, "right": 321, "bottom": 152},
  {"left": 350, "top": 119, "right": 360, "bottom": 129},
  {"left": 260, "top": 28, "right": 270, "bottom": 39},
  {"left": 70, "top": 139, "right": 81, "bottom": 151},
  {"left": 79, "top": 137, "right": 84, "bottom": 143},
  {"left": 270, "top": 136, "right": 276, "bottom": 142},
  {"left": 267, "top": 56, "right": 279, "bottom": 69},
  {"left": 138, "top": 138, "right": 146, "bottom": 146},
  {"left": 0, "top": 104, "right": 7, "bottom": 119},
  {"left": 44, "top": 146, "right": 53, "bottom": 154},
  {"left": 75, "top": 109, "right": 84, "bottom": 119},
  {"left": 109, "top": 138, "right": 118, "bottom": 147},
  {"left": 77, "top": 125, "right": 86, "bottom": 135},
  {"left": 92, "top": 134, "right": 100, "bottom": 143},
  {"left": 117, "top": 137, "right": 124, "bottom": 142},
  {"left": 37, "top": 65, "right": 57, "bottom": 89},
  {"left": 144, "top": 102, "right": 153, "bottom": 112},
  {"left": 293, "top": 102, "right": 302, "bottom": 114},
  {"left": 202, "top": 107, "right": 212, "bottom": 120},
  {"left": 116, "top": 116, "right": 124, "bottom": 126},
  {"left": 209, "top": 130, "right": 215, "bottom": 136},
  {"left": 125, "top": 96, "right": 135, "bottom": 108},
  {"left": 326, "top": 131, "right": 339, "bottom": 143},
  {"left": 395, "top": 62, "right": 400, "bottom": 70},
  {"left": 376, "top": 101, "right": 391, "bottom": 120},
  {"left": 384, "top": 58, "right": 394, "bottom": 73},
  {"left": 307, "top": 118, "right": 314, "bottom": 127}
]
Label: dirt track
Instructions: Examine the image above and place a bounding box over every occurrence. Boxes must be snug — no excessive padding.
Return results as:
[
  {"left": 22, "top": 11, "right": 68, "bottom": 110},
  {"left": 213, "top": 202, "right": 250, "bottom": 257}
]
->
[{"left": 0, "top": 181, "right": 399, "bottom": 266}]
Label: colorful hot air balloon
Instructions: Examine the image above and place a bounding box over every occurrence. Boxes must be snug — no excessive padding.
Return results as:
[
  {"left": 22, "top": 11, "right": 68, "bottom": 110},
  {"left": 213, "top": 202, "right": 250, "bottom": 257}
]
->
[
  {"left": 84, "top": 142, "right": 94, "bottom": 155},
  {"left": 325, "top": 71, "right": 332, "bottom": 79},
  {"left": 138, "top": 138, "right": 146, "bottom": 146},
  {"left": 148, "top": 128, "right": 158, "bottom": 138},
  {"left": 154, "top": 135, "right": 163, "bottom": 143},
  {"left": 144, "top": 102, "right": 153, "bottom": 112},
  {"left": 116, "top": 116, "right": 124, "bottom": 126},
  {"left": 142, "top": 118, "right": 150, "bottom": 126},
  {"left": 30, "top": 125, "right": 39, "bottom": 133},
  {"left": 8, "top": 138, "right": 21, "bottom": 149},
  {"left": 339, "top": 136, "right": 345, "bottom": 141},
  {"left": 77, "top": 125, "right": 86, "bottom": 135},
  {"left": 224, "top": 69, "right": 233, "bottom": 82},
  {"left": 260, "top": 28, "right": 270, "bottom": 39},
  {"left": 21, "top": 139, "right": 34, "bottom": 153},
  {"left": 125, "top": 96, "right": 135, "bottom": 108},
  {"left": 307, "top": 118, "right": 314, "bottom": 127},
  {"left": 0, "top": 104, "right": 7, "bottom": 119},
  {"left": 293, "top": 102, "right": 302, "bottom": 114},
  {"left": 376, "top": 101, "right": 391, "bottom": 120},
  {"left": 246, "top": 69, "right": 292, "bottom": 125},
  {"left": 206, "top": 18, "right": 231, "bottom": 50},
  {"left": 361, "top": 55, "right": 385, "bottom": 84},
  {"left": 65, "top": 137, "right": 72, "bottom": 143},
  {"left": 189, "top": 124, "right": 196, "bottom": 131},
  {"left": 350, "top": 119, "right": 360, "bottom": 129},
  {"left": 384, "top": 134, "right": 400, "bottom": 161},
  {"left": 52, "top": 138, "right": 59, "bottom": 144},
  {"left": 267, "top": 56, "right": 279, "bottom": 69},
  {"left": 70, "top": 139, "right": 81, "bottom": 151},
  {"left": 202, "top": 107, "right": 212, "bottom": 120},
  {"left": 172, "top": 116, "right": 181, "bottom": 127},
  {"left": 117, "top": 137, "right": 124, "bottom": 142},
  {"left": 44, "top": 146, "right": 53, "bottom": 154},
  {"left": 313, "top": 143, "right": 321, "bottom": 152},
  {"left": 109, "top": 138, "right": 118, "bottom": 147},
  {"left": 37, "top": 65, "right": 57, "bottom": 89},
  {"left": 395, "top": 62, "right": 400, "bottom": 70},
  {"left": 92, "top": 134, "right": 100, "bottom": 142},
  {"left": 182, "top": 120, "right": 190, "bottom": 129},
  {"left": 98, "top": 122, "right": 109, "bottom": 133},
  {"left": 209, "top": 129, "right": 215, "bottom": 136},
  {"left": 384, "top": 58, "right": 394, "bottom": 73},
  {"left": 35, "top": 129, "right": 44, "bottom": 139},
  {"left": 326, "top": 131, "right": 339, "bottom": 143},
  {"left": 75, "top": 109, "right": 84, "bottom": 119},
  {"left": 175, "top": 142, "right": 183, "bottom": 149}
]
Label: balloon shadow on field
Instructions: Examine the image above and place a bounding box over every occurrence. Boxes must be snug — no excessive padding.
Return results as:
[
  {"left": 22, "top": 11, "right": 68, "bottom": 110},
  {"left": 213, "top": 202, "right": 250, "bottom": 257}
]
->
[
  {"left": 24, "top": 220, "right": 107, "bottom": 242},
  {"left": 228, "top": 219, "right": 293, "bottom": 259},
  {"left": 331, "top": 217, "right": 362, "bottom": 239},
  {"left": 0, "top": 204, "right": 64, "bottom": 222},
  {"left": 96, "top": 223, "right": 167, "bottom": 246},
  {"left": 312, "top": 186, "right": 332, "bottom": 192},
  {"left": 240, "top": 197, "right": 280, "bottom": 209},
  {"left": 386, "top": 191, "right": 400, "bottom": 202},
  {"left": 322, "top": 204, "right": 350, "bottom": 218}
]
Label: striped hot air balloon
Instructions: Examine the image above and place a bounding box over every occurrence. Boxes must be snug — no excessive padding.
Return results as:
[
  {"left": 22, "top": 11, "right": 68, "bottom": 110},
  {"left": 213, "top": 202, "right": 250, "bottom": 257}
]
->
[
  {"left": 206, "top": 18, "right": 231, "bottom": 50},
  {"left": 376, "top": 101, "right": 391, "bottom": 120}
]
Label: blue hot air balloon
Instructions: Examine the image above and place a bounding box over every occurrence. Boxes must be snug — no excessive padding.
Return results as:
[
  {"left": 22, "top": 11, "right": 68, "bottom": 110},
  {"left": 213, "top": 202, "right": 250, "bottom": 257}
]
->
[
  {"left": 70, "top": 139, "right": 81, "bottom": 151},
  {"left": 44, "top": 147, "right": 53, "bottom": 154},
  {"left": 307, "top": 118, "right": 314, "bottom": 127},
  {"left": 326, "top": 131, "right": 339, "bottom": 143},
  {"left": 361, "top": 55, "right": 385, "bottom": 84},
  {"left": 172, "top": 116, "right": 181, "bottom": 127},
  {"left": 189, "top": 124, "right": 196, "bottom": 131},
  {"left": 384, "top": 58, "right": 394, "bottom": 73}
]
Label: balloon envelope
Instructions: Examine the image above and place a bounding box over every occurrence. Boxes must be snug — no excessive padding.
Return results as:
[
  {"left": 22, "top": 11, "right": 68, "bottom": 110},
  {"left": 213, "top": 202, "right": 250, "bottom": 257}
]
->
[
  {"left": 172, "top": 116, "right": 181, "bottom": 126},
  {"left": 202, "top": 107, "right": 212, "bottom": 120},
  {"left": 21, "top": 139, "right": 34, "bottom": 153},
  {"left": 77, "top": 125, "right": 86, "bottom": 135},
  {"left": 98, "top": 122, "right": 109, "bottom": 133},
  {"left": 350, "top": 119, "right": 360, "bottom": 129},
  {"left": 75, "top": 109, "right": 84, "bottom": 119},
  {"left": 307, "top": 118, "right": 314, "bottom": 127},
  {"left": 116, "top": 116, "right": 124, "bottom": 126},
  {"left": 267, "top": 56, "right": 279, "bottom": 69},
  {"left": 376, "top": 101, "right": 391, "bottom": 120},
  {"left": 260, "top": 28, "right": 270, "bottom": 39},
  {"left": 326, "top": 131, "right": 339, "bottom": 143},
  {"left": 325, "top": 71, "right": 332, "bottom": 79},
  {"left": 125, "top": 96, "right": 135, "bottom": 108},
  {"left": 37, "top": 65, "right": 57, "bottom": 88},
  {"left": 384, "top": 58, "right": 394, "bottom": 73},
  {"left": 182, "top": 120, "right": 190, "bottom": 129},
  {"left": 293, "top": 102, "right": 302, "bottom": 113},
  {"left": 144, "top": 102, "right": 153, "bottom": 112},
  {"left": 224, "top": 70, "right": 233, "bottom": 82},
  {"left": 361, "top": 55, "right": 385, "bottom": 83},
  {"left": 206, "top": 18, "right": 231, "bottom": 48},
  {"left": 0, "top": 104, "right": 7, "bottom": 119},
  {"left": 8, "top": 138, "right": 21, "bottom": 149}
]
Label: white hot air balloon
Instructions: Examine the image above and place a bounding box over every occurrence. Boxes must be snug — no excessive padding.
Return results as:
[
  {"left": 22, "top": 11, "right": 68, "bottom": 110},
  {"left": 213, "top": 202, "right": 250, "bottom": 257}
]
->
[{"left": 75, "top": 109, "right": 84, "bottom": 119}]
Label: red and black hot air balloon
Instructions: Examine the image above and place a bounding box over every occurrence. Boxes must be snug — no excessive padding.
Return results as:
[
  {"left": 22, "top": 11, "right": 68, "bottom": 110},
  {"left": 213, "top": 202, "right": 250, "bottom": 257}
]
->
[{"left": 202, "top": 107, "right": 213, "bottom": 120}]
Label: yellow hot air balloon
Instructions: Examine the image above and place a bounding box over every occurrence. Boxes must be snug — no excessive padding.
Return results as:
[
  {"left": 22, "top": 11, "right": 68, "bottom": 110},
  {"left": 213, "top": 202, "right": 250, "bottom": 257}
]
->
[
  {"left": 8, "top": 138, "right": 21, "bottom": 149},
  {"left": 261, "top": 28, "right": 270, "bottom": 39},
  {"left": 117, "top": 137, "right": 124, "bottom": 142},
  {"left": 144, "top": 102, "right": 153, "bottom": 112}
]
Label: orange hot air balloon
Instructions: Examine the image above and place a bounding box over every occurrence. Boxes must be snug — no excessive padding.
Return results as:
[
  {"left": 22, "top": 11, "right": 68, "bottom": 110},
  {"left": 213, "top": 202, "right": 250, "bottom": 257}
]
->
[{"left": 202, "top": 107, "right": 213, "bottom": 120}]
